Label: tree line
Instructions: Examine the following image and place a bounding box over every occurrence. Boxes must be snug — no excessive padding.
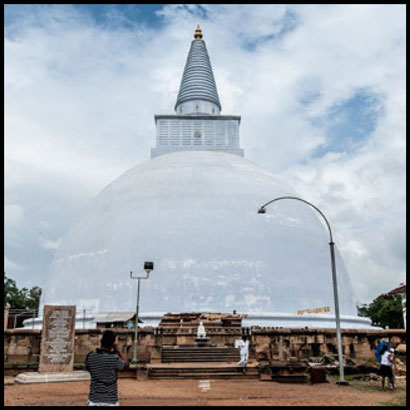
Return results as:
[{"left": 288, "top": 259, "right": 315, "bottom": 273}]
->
[
  {"left": 357, "top": 293, "right": 404, "bottom": 329},
  {"left": 4, "top": 273, "right": 42, "bottom": 310}
]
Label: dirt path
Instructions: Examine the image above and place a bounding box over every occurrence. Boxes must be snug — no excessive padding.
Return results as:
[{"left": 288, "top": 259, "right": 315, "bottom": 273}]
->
[{"left": 4, "top": 377, "right": 406, "bottom": 406}]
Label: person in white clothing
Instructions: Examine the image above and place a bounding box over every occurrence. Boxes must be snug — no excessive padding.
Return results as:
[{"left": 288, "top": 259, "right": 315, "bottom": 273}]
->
[
  {"left": 379, "top": 345, "right": 395, "bottom": 391},
  {"left": 237, "top": 336, "right": 250, "bottom": 370}
]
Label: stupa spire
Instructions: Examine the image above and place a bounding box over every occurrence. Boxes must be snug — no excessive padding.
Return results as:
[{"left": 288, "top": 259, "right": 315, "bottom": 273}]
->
[
  {"left": 174, "top": 26, "right": 221, "bottom": 115},
  {"left": 151, "top": 26, "right": 243, "bottom": 159},
  {"left": 194, "top": 24, "right": 203, "bottom": 39}
]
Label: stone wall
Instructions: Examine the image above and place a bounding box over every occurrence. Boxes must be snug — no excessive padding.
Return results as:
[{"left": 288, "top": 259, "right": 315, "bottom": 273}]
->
[
  {"left": 4, "top": 328, "right": 154, "bottom": 365},
  {"left": 251, "top": 328, "right": 406, "bottom": 362},
  {"left": 4, "top": 327, "right": 406, "bottom": 367}
]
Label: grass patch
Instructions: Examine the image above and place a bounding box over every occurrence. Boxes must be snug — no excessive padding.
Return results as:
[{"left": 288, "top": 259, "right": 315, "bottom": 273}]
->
[
  {"left": 380, "top": 397, "right": 407, "bottom": 407},
  {"left": 327, "top": 374, "right": 358, "bottom": 382},
  {"left": 354, "top": 384, "right": 382, "bottom": 392},
  {"left": 328, "top": 374, "right": 357, "bottom": 382},
  {"left": 352, "top": 383, "right": 406, "bottom": 393}
]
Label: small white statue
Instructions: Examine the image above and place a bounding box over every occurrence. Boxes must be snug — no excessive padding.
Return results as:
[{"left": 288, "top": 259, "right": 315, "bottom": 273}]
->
[{"left": 197, "top": 321, "right": 207, "bottom": 339}]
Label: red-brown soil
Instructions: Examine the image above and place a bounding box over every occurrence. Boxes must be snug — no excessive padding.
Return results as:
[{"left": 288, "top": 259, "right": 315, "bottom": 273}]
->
[{"left": 4, "top": 376, "right": 406, "bottom": 406}]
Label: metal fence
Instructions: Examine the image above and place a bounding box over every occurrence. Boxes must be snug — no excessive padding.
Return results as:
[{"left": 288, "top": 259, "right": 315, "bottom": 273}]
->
[
  {"left": 4, "top": 308, "right": 92, "bottom": 329},
  {"left": 5, "top": 308, "right": 39, "bottom": 329}
]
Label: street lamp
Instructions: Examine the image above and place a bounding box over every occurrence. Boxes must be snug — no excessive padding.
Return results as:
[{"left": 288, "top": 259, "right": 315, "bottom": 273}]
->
[
  {"left": 258, "top": 196, "right": 347, "bottom": 385},
  {"left": 130, "top": 261, "right": 154, "bottom": 366}
]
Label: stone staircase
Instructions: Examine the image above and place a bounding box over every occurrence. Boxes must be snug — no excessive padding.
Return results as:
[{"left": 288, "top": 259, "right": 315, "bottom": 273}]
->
[
  {"left": 148, "top": 362, "right": 259, "bottom": 379},
  {"left": 147, "top": 346, "right": 259, "bottom": 380},
  {"left": 161, "top": 346, "right": 240, "bottom": 363}
]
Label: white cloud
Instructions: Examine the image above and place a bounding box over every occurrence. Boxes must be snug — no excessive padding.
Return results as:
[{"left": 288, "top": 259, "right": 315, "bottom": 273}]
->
[
  {"left": 4, "top": 204, "right": 25, "bottom": 230},
  {"left": 4, "top": 255, "right": 22, "bottom": 271},
  {"left": 4, "top": 4, "right": 405, "bottom": 303},
  {"left": 39, "top": 236, "right": 62, "bottom": 250}
]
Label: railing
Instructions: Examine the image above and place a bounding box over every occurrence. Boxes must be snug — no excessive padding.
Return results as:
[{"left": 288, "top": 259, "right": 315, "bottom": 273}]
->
[
  {"left": 4, "top": 308, "right": 92, "bottom": 329},
  {"left": 6, "top": 308, "right": 39, "bottom": 329}
]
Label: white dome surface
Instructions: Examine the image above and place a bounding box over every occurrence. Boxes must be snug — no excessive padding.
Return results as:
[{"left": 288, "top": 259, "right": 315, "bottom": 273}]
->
[{"left": 39, "top": 151, "right": 371, "bottom": 328}]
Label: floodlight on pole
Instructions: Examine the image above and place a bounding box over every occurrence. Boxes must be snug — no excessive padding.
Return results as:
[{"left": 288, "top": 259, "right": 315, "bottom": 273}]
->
[
  {"left": 257, "top": 196, "right": 347, "bottom": 385},
  {"left": 130, "top": 261, "right": 154, "bottom": 367}
]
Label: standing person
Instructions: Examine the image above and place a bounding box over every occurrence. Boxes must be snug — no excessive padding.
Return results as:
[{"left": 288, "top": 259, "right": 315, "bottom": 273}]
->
[
  {"left": 85, "top": 330, "right": 129, "bottom": 406},
  {"left": 375, "top": 340, "right": 390, "bottom": 364},
  {"left": 237, "top": 335, "right": 250, "bottom": 371},
  {"left": 379, "top": 345, "right": 395, "bottom": 391}
]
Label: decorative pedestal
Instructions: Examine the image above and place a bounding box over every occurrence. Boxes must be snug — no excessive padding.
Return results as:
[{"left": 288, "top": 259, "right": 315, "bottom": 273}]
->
[{"left": 195, "top": 337, "right": 211, "bottom": 347}]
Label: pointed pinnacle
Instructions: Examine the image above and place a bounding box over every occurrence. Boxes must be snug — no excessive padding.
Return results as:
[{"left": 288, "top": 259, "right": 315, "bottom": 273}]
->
[{"left": 194, "top": 24, "right": 203, "bottom": 39}]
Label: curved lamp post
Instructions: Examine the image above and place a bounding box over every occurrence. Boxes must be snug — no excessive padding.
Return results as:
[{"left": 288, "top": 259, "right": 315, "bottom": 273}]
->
[
  {"left": 130, "top": 261, "right": 154, "bottom": 366},
  {"left": 258, "top": 196, "right": 346, "bottom": 385}
]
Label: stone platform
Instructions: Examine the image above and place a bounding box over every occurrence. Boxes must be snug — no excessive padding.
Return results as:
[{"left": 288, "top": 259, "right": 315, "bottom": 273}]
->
[{"left": 15, "top": 370, "right": 90, "bottom": 384}]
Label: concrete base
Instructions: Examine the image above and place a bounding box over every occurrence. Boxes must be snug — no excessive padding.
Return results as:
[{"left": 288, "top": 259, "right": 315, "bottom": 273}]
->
[
  {"left": 15, "top": 370, "right": 90, "bottom": 384},
  {"left": 136, "top": 365, "right": 149, "bottom": 380}
]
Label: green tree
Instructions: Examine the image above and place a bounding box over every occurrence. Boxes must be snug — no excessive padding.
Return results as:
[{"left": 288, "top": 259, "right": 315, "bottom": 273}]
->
[
  {"left": 25, "top": 286, "right": 42, "bottom": 309},
  {"left": 4, "top": 273, "right": 42, "bottom": 310},
  {"left": 357, "top": 293, "right": 404, "bottom": 329}
]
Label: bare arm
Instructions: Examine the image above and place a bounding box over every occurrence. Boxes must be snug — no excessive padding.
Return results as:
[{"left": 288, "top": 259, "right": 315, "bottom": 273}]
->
[{"left": 113, "top": 342, "right": 129, "bottom": 366}]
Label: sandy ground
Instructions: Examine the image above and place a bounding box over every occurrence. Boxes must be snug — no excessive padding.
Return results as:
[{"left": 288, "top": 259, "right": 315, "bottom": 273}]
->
[{"left": 4, "top": 376, "right": 406, "bottom": 406}]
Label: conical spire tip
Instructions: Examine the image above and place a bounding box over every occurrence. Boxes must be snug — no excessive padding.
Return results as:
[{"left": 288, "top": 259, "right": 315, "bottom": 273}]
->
[{"left": 194, "top": 24, "right": 203, "bottom": 39}]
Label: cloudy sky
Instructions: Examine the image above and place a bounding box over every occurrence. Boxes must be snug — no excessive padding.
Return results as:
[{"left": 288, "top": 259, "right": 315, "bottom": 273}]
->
[{"left": 4, "top": 4, "right": 405, "bottom": 305}]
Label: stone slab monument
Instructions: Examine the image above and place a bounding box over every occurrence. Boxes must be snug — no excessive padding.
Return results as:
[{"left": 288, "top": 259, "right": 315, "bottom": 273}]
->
[{"left": 39, "top": 305, "right": 76, "bottom": 373}]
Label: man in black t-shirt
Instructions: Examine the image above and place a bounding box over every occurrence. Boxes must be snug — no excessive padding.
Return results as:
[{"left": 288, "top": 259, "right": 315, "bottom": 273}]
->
[{"left": 85, "top": 330, "right": 128, "bottom": 406}]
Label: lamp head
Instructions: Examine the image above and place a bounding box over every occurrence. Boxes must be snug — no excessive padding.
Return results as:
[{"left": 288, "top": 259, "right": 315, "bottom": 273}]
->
[
  {"left": 258, "top": 207, "right": 266, "bottom": 214},
  {"left": 144, "top": 261, "right": 154, "bottom": 273}
]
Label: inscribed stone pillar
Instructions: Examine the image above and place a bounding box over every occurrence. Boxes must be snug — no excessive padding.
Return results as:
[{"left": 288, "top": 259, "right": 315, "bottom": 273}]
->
[{"left": 39, "top": 305, "right": 76, "bottom": 373}]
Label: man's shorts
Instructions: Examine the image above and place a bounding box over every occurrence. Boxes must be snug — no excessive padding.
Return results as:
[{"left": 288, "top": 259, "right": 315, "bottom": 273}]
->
[
  {"left": 88, "top": 400, "right": 119, "bottom": 406},
  {"left": 379, "top": 364, "right": 393, "bottom": 379}
]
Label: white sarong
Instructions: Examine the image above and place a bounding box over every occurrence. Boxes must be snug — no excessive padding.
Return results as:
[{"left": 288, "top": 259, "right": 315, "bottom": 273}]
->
[{"left": 237, "top": 340, "right": 249, "bottom": 367}]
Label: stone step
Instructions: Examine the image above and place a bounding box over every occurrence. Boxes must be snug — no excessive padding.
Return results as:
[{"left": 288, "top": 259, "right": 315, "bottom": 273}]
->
[
  {"left": 271, "top": 375, "right": 310, "bottom": 383},
  {"left": 151, "top": 367, "right": 258, "bottom": 374},
  {"left": 162, "top": 347, "right": 239, "bottom": 353},
  {"left": 148, "top": 373, "right": 258, "bottom": 380},
  {"left": 161, "top": 358, "right": 239, "bottom": 363},
  {"left": 162, "top": 351, "right": 239, "bottom": 354},
  {"left": 162, "top": 355, "right": 239, "bottom": 357},
  {"left": 149, "top": 366, "right": 259, "bottom": 380},
  {"left": 161, "top": 356, "right": 239, "bottom": 363},
  {"left": 162, "top": 347, "right": 240, "bottom": 363},
  {"left": 162, "top": 352, "right": 239, "bottom": 356},
  {"left": 162, "top": 353, "right": 239, "bottom": 356},
  {"left": 162, "top": 353, "right": 240, "bottom": 357},
  {"left": 162, "top": 351, "right": 239, "bottom": 355}
]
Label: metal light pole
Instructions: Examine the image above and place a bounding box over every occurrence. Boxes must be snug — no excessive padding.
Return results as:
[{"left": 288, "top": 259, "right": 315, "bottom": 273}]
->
[
  {"left": 258, "top": 196, "right": 347, "bottom": 385},
  {"left": 130, "top": 261, "right": 154, "bottom": 366}
]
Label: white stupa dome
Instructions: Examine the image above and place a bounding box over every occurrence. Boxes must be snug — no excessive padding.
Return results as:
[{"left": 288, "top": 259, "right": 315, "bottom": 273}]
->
[
  {"left": 32, "top": 27, "right": 372, "bottom": 329},
  {"left": 38, "top": 151, "right": 371, "bottom": 328}
]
